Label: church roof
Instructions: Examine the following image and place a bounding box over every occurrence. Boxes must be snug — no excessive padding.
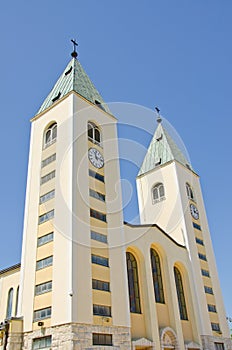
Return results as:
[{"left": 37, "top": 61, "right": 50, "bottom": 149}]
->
[
  {"left": 138, "top": 120, "right": 193, "bottom": 176},
  {"left": 0, "top": 263, "right": 21, "bottom": 276},
  {"left": 37, "top": 57, "right": 110, "bottom": 115}
]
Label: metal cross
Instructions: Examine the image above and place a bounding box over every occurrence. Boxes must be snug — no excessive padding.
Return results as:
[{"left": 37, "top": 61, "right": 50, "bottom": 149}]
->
[{"left": 71, "top": 39, "right": 78, "bottom": 52}]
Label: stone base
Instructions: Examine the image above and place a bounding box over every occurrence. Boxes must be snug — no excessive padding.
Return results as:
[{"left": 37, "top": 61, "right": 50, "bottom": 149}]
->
[
  {"left": 23, "top": 323, "right": 131, "bottom": 350},
  {"left": 201, "top": 335, "right": 232, "bottom": 350},
  {"left": 7, "top": 332, "right": 23, "bottom": 350},
  {"left": 5, "top": 318, "right": 23, "bottom": 350}
]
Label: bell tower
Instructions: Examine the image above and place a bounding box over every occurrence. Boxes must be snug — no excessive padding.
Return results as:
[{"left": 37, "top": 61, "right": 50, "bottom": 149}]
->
[
  {"left": 19, "top": 46, "right": 131, "bottom": 347},
  {"left": 136, "top": 113, "right": 230, "bottom": 341}
]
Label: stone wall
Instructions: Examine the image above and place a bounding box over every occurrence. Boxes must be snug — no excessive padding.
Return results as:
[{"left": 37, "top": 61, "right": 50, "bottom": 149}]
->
[
  {"left": 7, "top": 332, "right": 23, "bottom": 350},
  {"left": 22, "top": 323, "right": 131, "bottom": 350},
  {"left": 201, "top": 335, "right": 232, "bottom": 350},
  {"left": 6, "top": 318, "right": 23, "bottom": 350}
]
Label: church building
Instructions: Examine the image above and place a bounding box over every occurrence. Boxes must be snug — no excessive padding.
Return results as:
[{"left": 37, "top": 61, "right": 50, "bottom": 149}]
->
[{"left": 0, "top": 46, "right": 231, "bottom": 350}]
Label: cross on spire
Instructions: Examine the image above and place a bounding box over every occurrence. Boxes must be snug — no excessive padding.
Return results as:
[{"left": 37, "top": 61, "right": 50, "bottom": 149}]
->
[
  {"left": 155, "top": 106, "right": 162, "bottom": 123},
  {"left": 71, "top": 39, "right": 78, "bottom": 58}
]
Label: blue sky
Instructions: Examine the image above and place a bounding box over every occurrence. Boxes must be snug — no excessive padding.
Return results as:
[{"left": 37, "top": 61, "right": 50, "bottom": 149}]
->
[{"left": 1, "top": 1, "right": 232, "bottom": 323}]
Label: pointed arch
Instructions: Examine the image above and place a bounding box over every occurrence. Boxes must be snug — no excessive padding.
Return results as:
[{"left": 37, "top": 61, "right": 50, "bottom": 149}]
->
[
  {"left": 174, "top": 266, "right": 188, "bottom": 320},
  {"left": 152, "top": 182, "right": 165, "bottom": 204},
  {"left": 150, "top": 248, "right": 165, "bottom": 303},
  {"left": 126, "top": 252, "right": 141, "bottom": 313},
  {"left": 44, "top": 122, "right": 57, "bottom": 148},
  {"left": 6, "top": 288, "right": 14, "bottom": 319},
  {"left": 88, "top": 121, "right": 102, "bottom": 146}
]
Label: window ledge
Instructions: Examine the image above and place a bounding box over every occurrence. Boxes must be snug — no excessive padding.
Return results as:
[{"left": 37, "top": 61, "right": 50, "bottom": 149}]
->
[
  {"left": 33, "top": 316, "right": 51, "bottom": 322},
  {"left": 88, "top": 137, "right": 102, "bottom": 148},
  {"left": 188, "top": 197, "right": 196, "bottom": 203},
  {"left": 44, "top": 138, "right": 57, "bottom": 149},
  {"left": 152, "top": 197, "right": 166, "bottom": 205}
]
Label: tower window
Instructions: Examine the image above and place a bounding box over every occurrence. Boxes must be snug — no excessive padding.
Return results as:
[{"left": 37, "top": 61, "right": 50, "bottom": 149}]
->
[
  {"left": 91, "top": 231, "right": 107, "bottom": 243},
  {"left": 95, "top": 100, "right": 105, "bottom": 111},
  {"left": 38, "top": 210, "right": 54, "bottom": 224},
  {"left": 201, "top": 269, "right": 210, "bottom": 277},
  {"left": 126, "top": 252, "right": 141, "bottom": 313},
  {"left": 92, "top": 279, "right": 110, "bottom": 292},
  {"left": 186, "top": 183, "right": 195, "bottom": 201},
  {"left": 156, "top": 133, "right": 163, "bottom": 141},
  {"left": 64, "top": 66, "right": 73, "bottom": 76},
  {"left": 89, "top": 188, "right": 105, "bottom": 202},
  {"left": 155, "top": 158, "right": 162, "bottom": 166},
  {"left": 91, "top": 254, "right": 109, "bottom": 267},
  {"left": 34, "top": 307, "right": 52, "bottom": 321},
  {"left": 39, "top": 189, "right": 55, "bottom": 204},
  {"left": 88, "top": 122, "right": 102, "bottom": 146},
  {"left": 41, "top": 153, "right": 56, "bottom": 168},
  {"left": 152, "top": 183, "right": 165, "bottom": 204},
  {"left": 211, "top": 323, "right": 221, "bottom": 332},
  {"left": 196, "top": 237, "right": 204, "bottom": 245},
  {"left": 90, "top": 209, "right": 106, "bottom": 222},
  {"left": 174, "top": 267, "right": 188, "bottom": 320},
  {"left": 150, "top": 249, "right": 165, "bottom": 303},
  {"left": 93, "top": 304, "right": 111, "bottom": 316},
  {"left": 89, "top": 169, "right": 104, "bottom": 183},
  {"left": 193, "top": 222, "right": 201, "bottom": 230},
  {"left": 198, "top": 253, "right": 207, "bottom": 261},
  {"left": 204, "top": 286, "right": 214, "bottom": 294},
  {"left": 36, "top": 256, "right": 53, "bottom": 270},
  {"left": 40, "top": 170, "right": 55, "bottom": 185},
  {"left": 44, "top": 123, "right": 57, "bottom": 148},
  {"left": 208, "top": 304, "right": 217, "bottom": 313},
  {"left": 38, "top": 232, "right": 54, "bottom": 246},
  {"left": 52, "top": 92, "right": 61, "bottom": 103},
  {"left": 35, "top": 281, "right": 52, "bottom": 295}
]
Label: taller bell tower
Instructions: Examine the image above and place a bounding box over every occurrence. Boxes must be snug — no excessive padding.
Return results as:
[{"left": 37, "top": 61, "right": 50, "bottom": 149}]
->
[
  {"left": 136, "top": 115, "right": 229, "bottom": 342},
  {"left": 19, "top": 48, "right": 131, "bottom": 347}
]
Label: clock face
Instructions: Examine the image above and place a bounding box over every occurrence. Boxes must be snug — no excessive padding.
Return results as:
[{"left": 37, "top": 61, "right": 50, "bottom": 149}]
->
[
  {"left": 190, "top": 204, "right": 199, "bottom": 220},
  {"left": 88, "top": 148, "right": 104, "bottom": 169}
]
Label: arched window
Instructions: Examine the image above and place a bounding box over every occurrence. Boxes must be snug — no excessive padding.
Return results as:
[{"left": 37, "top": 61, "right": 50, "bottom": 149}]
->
[
  {"left": 186, "top": 183, "right": 194, "bottom": 201},
  {"left": 44, "top": 123, "right": 57, "bottom": 148},
  {"left": 174, "top": 267, "right": 188, "bottom": 320},
  {"left": 88, "top": 122, "right": 102, "bottom": 146},
  {"left": 150, "top": 249, "right": 165, "bottom": 303},
  {"left": 152, "top": 183, "right": 165, "bottom": 204},
  {"left": 15, "top": 286, "right": 19, "bottom": 316},
  {"left": 6, "top": 288, "right": 13, "bottom": 319},
  {"left": 126, "top": 252, "right": 141, "bottom": 313}
]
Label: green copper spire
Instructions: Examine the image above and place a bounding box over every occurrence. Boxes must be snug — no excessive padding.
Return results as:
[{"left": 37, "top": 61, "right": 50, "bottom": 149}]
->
[
  {"left": 36, "top": 57, "right": 110, "bottom": 115},
  {"left": 138, "top": 119, "right": 193, "bottom": 176}
]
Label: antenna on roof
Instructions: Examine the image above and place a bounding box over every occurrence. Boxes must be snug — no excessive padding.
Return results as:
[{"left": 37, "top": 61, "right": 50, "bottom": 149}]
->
[
  {"left": 71, "top": 39, "right": 78, "bottom": 58},
  {"left": 155, "top": 106, "right": 162, "bottom": 123}
]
